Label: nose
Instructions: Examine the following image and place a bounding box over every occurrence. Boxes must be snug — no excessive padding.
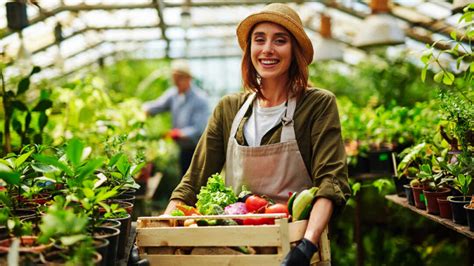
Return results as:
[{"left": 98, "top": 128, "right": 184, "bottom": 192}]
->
[{"left": 262, "top": 40, "right": 274, "bottom": 54}]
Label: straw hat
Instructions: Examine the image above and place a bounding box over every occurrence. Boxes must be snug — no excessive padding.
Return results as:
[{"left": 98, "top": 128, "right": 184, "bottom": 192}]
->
[
  {"left": 171, "top": 59, "right": 192, "bottom": 77},
  {"left": 236, "top": 3, "right": 314, "bottom": 65}
]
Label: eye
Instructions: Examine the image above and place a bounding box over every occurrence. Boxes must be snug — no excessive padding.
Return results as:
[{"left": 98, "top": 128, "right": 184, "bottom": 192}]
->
[
  {"left": 253, "top": 37, "right": 265, "bottom": 43},
  {"left": 275, "top": 38, "right": 288, "bottom": 44}
]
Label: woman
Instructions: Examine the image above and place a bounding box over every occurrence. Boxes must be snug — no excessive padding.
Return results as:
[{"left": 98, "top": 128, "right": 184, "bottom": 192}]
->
[{"left": 164, "top": 3, "right": 351, "bottom": 265}]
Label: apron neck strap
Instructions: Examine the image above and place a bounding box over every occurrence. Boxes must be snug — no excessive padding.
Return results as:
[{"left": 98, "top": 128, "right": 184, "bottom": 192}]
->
[
  {"left": 229, "top": 93, "right": 256, "bottom": 138},
  {"left": 229, "top": 93, "right": 297, "bottom": 142},
  {"left": 280, "top": 96, "right": 297, "bottom": 142}
]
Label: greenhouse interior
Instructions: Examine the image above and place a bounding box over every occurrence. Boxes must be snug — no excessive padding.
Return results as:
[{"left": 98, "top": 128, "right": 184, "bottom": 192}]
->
[{"left": 0, "top": 0, "right": 473, "bottom": 265}]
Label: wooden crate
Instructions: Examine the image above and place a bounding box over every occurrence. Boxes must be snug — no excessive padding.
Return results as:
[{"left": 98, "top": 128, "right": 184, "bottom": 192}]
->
[{"left": 136, "top": 214, "right": 330, "bottom": 266}]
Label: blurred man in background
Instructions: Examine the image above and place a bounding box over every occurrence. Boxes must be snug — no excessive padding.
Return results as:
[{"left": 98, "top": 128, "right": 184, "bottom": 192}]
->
[{"left": 142, "top": 60, "right": 210, "bottom": 175}]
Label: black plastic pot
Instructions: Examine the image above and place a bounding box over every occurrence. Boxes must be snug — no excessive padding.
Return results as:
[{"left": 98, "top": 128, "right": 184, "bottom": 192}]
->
[
  {"left": 93, "top": 238, "right": 109, "bottom": 266},
  {"left": 393, "top": 175, "right": 409, "bottom": 197},
  {"left": 93, "top": 226, "right": 120, "bottom": 266},
  {"left": 99, "top": 219, "right": 121, "bottom": 230},
  {"left": 112, "top": 194, "right": 136, "bottom": 205},
  {"left": 105, "top": 213, "right": 131, "bottom": 259},
  {"left": 464, "top": 204, "right": 474, "bottom": 232},
  {"left": 448, "top": 196, "right": 471, "bottom": 225},
  {"left": 348, "top": 156, "right": 370, "bottom": 175},
  {"left": 403, "top": 184, "right": 415, "bottom": 206},
  {"left": 368, "top": 149, "right": 394, "bottom": 174}
]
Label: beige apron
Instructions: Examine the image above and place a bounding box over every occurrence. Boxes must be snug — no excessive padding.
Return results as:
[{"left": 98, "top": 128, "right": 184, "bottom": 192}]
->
[{"left": 225, "top": 93, "right": 313, "bottom": 203}]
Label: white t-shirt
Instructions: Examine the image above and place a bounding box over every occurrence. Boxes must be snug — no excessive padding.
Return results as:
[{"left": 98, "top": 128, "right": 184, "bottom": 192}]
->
[{"left": 244, "top": 100, "right": 287, "bottom": 147}]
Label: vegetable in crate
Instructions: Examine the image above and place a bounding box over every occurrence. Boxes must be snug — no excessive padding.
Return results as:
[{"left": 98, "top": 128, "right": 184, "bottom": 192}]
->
[
  {"left": 289, "top": 187, "right": 319, "bottom": 222},
  {"left": 196, "top": 173, "right": 237, "bottom": 215}
]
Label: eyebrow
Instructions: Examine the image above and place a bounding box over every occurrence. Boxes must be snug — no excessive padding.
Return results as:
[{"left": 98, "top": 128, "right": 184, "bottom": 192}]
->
[{"left": 252, "top": 32, "right": 290, "bottom": 38}]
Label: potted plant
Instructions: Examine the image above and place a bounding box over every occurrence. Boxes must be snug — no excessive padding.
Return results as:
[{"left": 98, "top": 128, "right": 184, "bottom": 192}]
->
[
  {"left": 447, "top": 173, "right": 472, "bottom": 225},
  {"left": 464, "top": 197, "right": 474, "bottom": 232},
  {"left": 409, "top": 178, "right": 426, "bottom": 210},
  {"left": 418, "top": 164, "right": 451, "bottom": 215}
]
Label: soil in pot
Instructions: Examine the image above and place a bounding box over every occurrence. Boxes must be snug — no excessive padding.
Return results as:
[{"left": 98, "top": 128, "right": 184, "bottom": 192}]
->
[
  {"left": 411, "top": 186, "right": 426, "bottom": 210},
  {"left": 404, "top": 184, "right": 415, "bottom": 206},
  {"left": 437, "top": 197, "right": 453, "bottom": 220},
  {"left": 448, "top": 196, "right": 472, "bottom": 225},
  {"left": 423, "top": 187, "right": 451, "bottom": 215},
  {"left": 41, "top": 250, "right": 102, "bottom": 265},
  {"left": 111, "top": 194, "right": 136, "bottom": 205}
]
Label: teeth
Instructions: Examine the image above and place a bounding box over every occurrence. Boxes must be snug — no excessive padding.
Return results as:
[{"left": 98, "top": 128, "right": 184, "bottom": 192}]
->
[{"left": 261, "top": 59, "right": 278, "bottom": 65}]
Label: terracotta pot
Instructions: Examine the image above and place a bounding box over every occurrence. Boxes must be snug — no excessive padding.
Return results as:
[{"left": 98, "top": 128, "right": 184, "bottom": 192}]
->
[
  {"left": 437, "top": 197, "right": 453, "bottom": 219},
  {"left": 448, "top": 196, "right": 471, "bottom": 225},
  {"left": 41, "top": 250, "right": 102, "bottom": 265},
  {"left": 423, "top": 187, "right": 451, "bottom": 215},
  {"left": 464, "top": 204, "right": 474, "bottom": 232},
  {"left": 411, "top": 186, "right": 426, "bottom": 210},
  {"left": 0, "top": 236, "right": 51, "bottom": 254}
]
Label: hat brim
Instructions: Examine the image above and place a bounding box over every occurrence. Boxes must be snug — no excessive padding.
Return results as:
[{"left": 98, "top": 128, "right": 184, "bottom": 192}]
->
[{"left": 236, "top": 11, "right": 314, "bottom": 65}]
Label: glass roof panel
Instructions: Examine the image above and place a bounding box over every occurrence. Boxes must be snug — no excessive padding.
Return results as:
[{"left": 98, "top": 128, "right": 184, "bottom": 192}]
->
[{"left": 0, "top": 0, "right": 470, "bottom": 80}]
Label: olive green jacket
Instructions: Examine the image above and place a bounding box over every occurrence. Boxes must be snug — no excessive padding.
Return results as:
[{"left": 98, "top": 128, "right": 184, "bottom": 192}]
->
[{"left": 170, "top": 88, "right": 351, "bottom": 211}]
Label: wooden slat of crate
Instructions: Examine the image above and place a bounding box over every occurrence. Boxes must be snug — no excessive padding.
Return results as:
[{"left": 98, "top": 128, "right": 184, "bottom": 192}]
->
[
  {"left": 137, "top": 225, "right": 283, "bottom": 247},
  {"left": 143, "top": 254, "right": 282, "bottom": 266}
]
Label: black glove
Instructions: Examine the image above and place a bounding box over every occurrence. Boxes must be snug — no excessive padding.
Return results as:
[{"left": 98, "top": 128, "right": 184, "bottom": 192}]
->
[{"left": 281, "top": 238, "right": 319, "bottom": 266}]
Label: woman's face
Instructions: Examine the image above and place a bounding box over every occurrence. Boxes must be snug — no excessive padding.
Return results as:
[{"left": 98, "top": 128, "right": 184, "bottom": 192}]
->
[{"left": 250, "top": 22, "right": 292, "bottom": 81}]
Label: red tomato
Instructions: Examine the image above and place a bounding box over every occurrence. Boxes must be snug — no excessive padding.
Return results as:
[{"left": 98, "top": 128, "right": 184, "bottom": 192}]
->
[
  {"left": 242, "top": 217, "right": 274, "bottom": 225},
  {"left": 245, "top": 195, "right": 269, "bottom": 213},
  {"left": 265, "top": 203, "right": 289, "bottom": 217}
]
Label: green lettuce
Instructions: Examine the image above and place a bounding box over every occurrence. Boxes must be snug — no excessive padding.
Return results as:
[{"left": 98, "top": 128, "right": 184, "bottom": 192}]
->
[{"left": 196, "top": 173, "right": 237, "bottom": 215}]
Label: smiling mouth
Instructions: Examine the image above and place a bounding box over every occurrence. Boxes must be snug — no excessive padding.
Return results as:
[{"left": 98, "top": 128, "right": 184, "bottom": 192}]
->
[{"left": 259, "top": 59, "right": 280, "bottom": 66}]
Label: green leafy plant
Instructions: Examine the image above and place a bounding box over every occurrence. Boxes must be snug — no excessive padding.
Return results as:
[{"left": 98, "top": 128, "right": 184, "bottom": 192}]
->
[
  {"left": 0, "top": 66, "right": 52, "bottom": 154},
  {"left": 196, "top": 173, "right": 237, "bottom": 215}
]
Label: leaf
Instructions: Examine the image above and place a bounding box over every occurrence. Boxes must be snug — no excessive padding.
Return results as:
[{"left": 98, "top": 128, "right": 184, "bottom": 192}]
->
[
  {"left": 116, "top": 155, "right": 130, "bottom": 176},
  {"left": 33, "top": 154, "right": 73, "bottom": 177},
  {"left": 11, "top": 118, "right": 22, "bottom": 135},
  {"left": 60, "top": 235, "right": 87, "bottom": 246},
  {"left": 29, "top": 66, "right": 41, "bottom": 76},
  {"left": 32, "top": 99, "right": 52, "bottom": 112},
  {"left": 14, "top": 149, "right": 34, "bottom": 168},
  {"left": 38, "top": 112, "right": 48, "bottom": 131},
  {"left": 17, "top": 78, "right": 30, "bottom": 95},
  {"left": 66, "top": 138, "right": 84, "bottom": 168},
  {"left": 76, "top": 158, "right": 104, "bottom": 181},
  {"left": 24, "top": 112, "right": 31, "bottom": 132},
  {"left": 131, "top": 162, "right": 146, "bottom": 176},
  {"left": 450, "top": 31, "right": 457, "bottom": 41},
  {"left": 352, "top": 182, "right": 361, "bottom": 196},
  {"left": 0, "top": 171, "right": 21, "bottom": 185},
  {"left": 421, "top": 68, "right": 427, "bottom": 82},
  {"left": 442, "top": 72, "right": 455, "bottom": 85},
  {"left": 11, "top": 101, "right": 28, "bottom": 111},
  {"left": 83, "top": 188, "right": 94, "bottom": 199},
  {"left": 31, "top": 162, "right": 57, "bottom": 173},
  {"left": 433, "top": 72, "right": 444, "bottom": 83}
]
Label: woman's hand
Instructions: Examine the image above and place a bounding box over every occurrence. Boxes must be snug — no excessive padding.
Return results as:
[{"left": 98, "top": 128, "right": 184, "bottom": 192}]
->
[{"left": 281, "top": 238, "right": 318, "bottom": 266}]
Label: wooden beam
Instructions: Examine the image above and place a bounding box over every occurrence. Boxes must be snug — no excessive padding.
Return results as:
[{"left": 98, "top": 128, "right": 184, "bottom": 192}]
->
[{"left": 152, "top": 0, "right": 170, "bottom": 58}]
